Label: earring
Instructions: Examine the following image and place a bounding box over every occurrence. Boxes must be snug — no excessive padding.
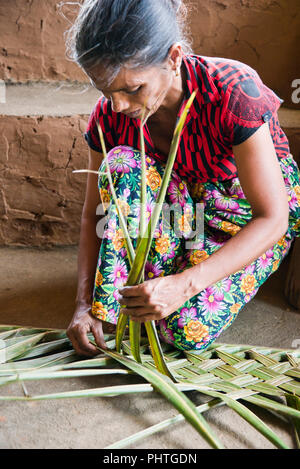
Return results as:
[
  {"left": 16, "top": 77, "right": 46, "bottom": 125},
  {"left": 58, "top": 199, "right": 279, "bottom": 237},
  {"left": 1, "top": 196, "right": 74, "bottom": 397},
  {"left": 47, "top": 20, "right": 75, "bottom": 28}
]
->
[{"left": 175, "top": 67, "right": 180, "bottom": 77}]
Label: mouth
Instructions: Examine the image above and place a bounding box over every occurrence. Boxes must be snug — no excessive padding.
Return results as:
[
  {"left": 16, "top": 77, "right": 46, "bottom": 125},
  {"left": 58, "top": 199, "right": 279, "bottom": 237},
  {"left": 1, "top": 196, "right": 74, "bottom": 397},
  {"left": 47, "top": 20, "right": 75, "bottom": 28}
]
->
[{"left": 126, "top": 109, "right": 142, "bottom": 118}]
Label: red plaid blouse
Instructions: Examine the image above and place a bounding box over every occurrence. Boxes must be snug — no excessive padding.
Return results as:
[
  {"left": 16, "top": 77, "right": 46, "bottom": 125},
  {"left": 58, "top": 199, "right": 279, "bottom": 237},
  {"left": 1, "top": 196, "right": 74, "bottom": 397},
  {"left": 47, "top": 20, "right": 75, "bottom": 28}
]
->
[{"left": 84, "top": 54, "right": 289, "bottom": 183}]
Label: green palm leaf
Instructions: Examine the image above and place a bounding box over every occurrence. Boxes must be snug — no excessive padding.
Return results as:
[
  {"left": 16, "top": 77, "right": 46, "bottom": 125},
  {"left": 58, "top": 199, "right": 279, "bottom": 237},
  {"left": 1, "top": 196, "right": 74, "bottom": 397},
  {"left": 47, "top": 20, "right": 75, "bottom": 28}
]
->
[
  {"left": 105, "top": 398, "right": 225, "bottom": 449},
  {"left": 73, "top": 93, "right": 198, "bottom": 379},
  {"left": 127, "top": 110, "right": 148, "bottom": 364},
  {"left": 1, "top": 325, "right": 300, "bottom": 448},
  {"left": 96, "top": 121, "right": 135, "bottom": 267},
  {"left": 285, "top": 394, "right": 300, "bottom": 448},
  {"left": 115, "top": 91, "right": 198, "bottom": 380},
  {"left": 91, "top": 341, "right": 224, "bottom": 449},
  {"left": 120, "top": 90, "right": 198, "bottom": 289}
]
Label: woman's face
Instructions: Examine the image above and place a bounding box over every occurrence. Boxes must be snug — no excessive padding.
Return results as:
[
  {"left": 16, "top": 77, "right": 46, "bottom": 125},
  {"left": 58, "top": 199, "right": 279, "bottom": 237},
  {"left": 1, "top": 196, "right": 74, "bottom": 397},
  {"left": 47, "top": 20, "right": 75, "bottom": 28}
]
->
[{"left": 86, "top": 59, "right": 177, "bottom": 120}]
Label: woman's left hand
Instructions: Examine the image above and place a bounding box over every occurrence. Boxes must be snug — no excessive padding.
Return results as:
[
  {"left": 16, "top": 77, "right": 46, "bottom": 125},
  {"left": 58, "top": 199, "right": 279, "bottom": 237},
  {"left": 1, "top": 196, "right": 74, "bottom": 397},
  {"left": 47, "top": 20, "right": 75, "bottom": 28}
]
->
[{"left": 117, "top": 273, "right": 192, "bottom": 322}]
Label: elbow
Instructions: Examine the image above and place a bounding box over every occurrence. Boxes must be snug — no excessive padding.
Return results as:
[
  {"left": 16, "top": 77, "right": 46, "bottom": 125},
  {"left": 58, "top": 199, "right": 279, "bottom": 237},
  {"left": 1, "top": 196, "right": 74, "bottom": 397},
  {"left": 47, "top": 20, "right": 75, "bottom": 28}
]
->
[
  {"left": 277, "top": 216, "right": 289, "bottom": 238},
  {"left": 256, "top": 197, "right": 290, "bottom": 239},
  {"left": 270, "top": 211, "right": 289, "bottom": 240},
  {"left": 253, "top": 210, "right": 289, "bottom": 241},
  {"left": 277, "top": 201, "right": 290, "bottom": 237}
]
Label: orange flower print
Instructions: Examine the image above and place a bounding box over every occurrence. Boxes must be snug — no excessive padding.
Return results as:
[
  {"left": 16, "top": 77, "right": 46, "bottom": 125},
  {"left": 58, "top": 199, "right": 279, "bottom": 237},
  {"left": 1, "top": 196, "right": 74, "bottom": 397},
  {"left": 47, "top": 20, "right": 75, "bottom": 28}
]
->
[
  {"left": 272, "top": 259, "right": 280, "bottom": 272},
  {"left": 95, "top": 270, "right": 103, "bottom": 287},
  {"left": 112, "top": 228, "right": 125, "bottom": 251},
  {"left": 190, "top": 250, "right": 209, "bottom": 265},
  {"left": 183, "top": 205, "right": 193, "bottom": 221},
  {"left": 116, "top": 198, "right": 130, "bottom": 217},
  {"left": 155, "top": 234, "right": 170, "bottom": 255},
  {"left": 277, "top": 234, "right": 286, "bottom": 246},
  {"left": 91, "top": 301, "right": 108, "bottom": 320},
  {"left": 184, "top": 320, "right": 209, "bottom": 342},
  {"left": 294, "top": 185, "right": 300, "bottom": 206},
  {"left": 292, "top": 219, "right": 300, "bottom": 232},
  {"left": 177, "top": 214, "right": 191, "bottom": 233},
  {"left": 240, "top": 274, "right": 256, "bottom": 294},
  {"left": 221, "top": 221, "right": 241, "bottom": 236},
  {"left": 230, "top": 303, "right": 241, "bottom": 314},
  {"left": 276, "top": 234, "right": 288, "bottom": 250},
  {"left": 146, "top": 167, "right": 161, "bottom": 191},
  {"left": 100, "top": 188, "right": 111, "bottom": 211}
]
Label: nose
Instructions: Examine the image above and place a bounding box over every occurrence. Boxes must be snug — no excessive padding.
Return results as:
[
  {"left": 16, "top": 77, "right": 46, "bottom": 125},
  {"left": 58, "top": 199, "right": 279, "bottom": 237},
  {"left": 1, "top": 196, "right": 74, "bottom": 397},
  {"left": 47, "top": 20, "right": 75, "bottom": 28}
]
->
[{"left": 110, "top": 95, "right": 130, "bottom": 114}]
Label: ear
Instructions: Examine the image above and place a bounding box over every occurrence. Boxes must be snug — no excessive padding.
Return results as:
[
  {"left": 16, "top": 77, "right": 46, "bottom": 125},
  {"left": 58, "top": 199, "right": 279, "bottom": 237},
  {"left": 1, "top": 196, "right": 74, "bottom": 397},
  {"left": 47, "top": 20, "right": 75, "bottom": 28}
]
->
[{"left": 167, "top": 42, "right": 183, "bottom": 72}]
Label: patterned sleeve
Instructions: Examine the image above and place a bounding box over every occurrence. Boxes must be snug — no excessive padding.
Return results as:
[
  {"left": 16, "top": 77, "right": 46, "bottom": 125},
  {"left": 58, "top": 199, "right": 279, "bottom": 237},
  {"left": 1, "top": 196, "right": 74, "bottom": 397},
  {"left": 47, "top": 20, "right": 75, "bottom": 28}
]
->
[
  {"left": 220, "top": 67, "right": 284, "bottom": 146},
  {"left": 84, "top": 96, "right": 116, "bottom": 153}
]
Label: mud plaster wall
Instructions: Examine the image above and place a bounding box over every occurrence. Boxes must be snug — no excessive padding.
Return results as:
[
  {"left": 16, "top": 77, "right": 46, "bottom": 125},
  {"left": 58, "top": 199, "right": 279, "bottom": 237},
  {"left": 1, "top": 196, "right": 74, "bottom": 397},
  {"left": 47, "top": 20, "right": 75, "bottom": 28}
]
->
[
  {"left": 0, "top": 115, "right": 298, "bottom": 247},
  {"left": 0, "top": 116, "right": 89, "bottom": 246},
  {"left": 0, "top": 0, "right": 299, "bottom": 246},
  {"left": 1, "top": 0, "right": 299, "bottom": 107}
]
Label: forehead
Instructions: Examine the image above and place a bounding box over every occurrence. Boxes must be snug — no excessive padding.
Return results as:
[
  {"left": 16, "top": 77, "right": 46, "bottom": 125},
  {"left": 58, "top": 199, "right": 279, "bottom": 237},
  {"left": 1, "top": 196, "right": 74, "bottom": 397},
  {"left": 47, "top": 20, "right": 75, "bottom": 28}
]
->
[{"left": 87, "top": 64, "right": 157, "bottom": 91}]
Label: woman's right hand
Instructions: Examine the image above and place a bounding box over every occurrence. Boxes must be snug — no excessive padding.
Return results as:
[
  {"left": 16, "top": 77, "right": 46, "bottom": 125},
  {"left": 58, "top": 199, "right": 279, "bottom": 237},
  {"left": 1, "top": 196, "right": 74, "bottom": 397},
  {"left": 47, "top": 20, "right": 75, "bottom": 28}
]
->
[{"left": 66, "top": 303, "right": 108, "bottom": 356}]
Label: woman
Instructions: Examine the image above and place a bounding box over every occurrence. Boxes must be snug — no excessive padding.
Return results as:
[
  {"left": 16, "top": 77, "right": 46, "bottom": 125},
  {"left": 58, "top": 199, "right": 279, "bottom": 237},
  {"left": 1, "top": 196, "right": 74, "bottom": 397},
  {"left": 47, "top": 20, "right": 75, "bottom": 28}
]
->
[{"left": 65, "top": 0, "right": 300, "bottom": 356}]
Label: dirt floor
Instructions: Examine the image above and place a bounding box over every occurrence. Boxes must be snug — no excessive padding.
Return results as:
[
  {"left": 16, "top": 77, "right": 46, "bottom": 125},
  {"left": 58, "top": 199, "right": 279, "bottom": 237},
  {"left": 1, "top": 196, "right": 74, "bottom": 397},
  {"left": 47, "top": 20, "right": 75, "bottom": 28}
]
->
[{"left": 0, "top": 245, "right": 299, "bottom": 449}]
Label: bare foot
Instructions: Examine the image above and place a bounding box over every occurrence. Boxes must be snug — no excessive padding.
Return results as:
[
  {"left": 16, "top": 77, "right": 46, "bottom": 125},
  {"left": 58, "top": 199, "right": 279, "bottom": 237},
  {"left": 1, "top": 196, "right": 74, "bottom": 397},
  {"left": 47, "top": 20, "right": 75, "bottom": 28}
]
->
[{"left": 284, "top": 237, "right": 300, "bottom": 310}]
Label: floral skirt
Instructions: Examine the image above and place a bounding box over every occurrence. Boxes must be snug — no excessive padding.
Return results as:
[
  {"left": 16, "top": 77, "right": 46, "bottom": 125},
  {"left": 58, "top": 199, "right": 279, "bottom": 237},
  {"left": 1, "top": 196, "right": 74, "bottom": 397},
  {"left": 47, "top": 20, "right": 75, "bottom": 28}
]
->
[{"left": 91, "top": 145, "right": 300, "bottom": 351}]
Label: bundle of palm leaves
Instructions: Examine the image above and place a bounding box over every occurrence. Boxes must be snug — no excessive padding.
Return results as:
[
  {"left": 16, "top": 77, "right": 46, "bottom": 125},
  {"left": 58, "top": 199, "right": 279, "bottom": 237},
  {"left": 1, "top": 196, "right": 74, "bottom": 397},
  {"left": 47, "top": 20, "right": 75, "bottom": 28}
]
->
[{"left": 74, "top": 90, "right": 198, "bottom": 380}]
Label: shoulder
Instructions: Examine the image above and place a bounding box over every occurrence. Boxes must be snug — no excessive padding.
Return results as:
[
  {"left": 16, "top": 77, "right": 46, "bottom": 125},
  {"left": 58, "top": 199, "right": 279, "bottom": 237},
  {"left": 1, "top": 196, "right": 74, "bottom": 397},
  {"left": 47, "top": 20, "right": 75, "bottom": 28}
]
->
[
  {"left": 185, "top": 54, "right": 268, "bottom": 99},
  {"left": 184, "top": 54, "right": 283, "bottom": 124}
]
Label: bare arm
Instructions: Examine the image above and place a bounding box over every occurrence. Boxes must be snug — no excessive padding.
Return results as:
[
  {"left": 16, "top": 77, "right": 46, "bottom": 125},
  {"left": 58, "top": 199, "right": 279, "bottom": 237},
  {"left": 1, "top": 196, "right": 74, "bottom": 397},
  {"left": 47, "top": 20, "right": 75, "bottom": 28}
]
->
[
  {"left": 67, "top": 147, "right": 108, "bottom": 355},
  {"left": 117, "top": 122, "right": 291, "bottom": 322},
  {"left": 182, "top": 122, "right": 290, "bottom": 296},
  {"left": 75, "top": 148, "right": 104, "bottom": 306}
]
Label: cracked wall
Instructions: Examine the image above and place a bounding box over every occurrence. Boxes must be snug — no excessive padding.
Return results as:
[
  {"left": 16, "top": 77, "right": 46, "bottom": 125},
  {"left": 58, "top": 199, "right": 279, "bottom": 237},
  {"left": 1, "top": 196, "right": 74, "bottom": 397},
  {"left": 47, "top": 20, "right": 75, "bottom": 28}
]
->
[
  {"left": 1, "top": 0, "right": 299, "bottom": 107},
  {"left": 0, "top": 113, "right": 298, "bottom": 247},
  {"left": 0, "top": 0, "right": 299, "bottom": 246},
  {"left": 0, "top": 0, "right": 87, "bottom": 82},
  {"left": 0, "top": 115, "right": 89, "bottom": 246}
]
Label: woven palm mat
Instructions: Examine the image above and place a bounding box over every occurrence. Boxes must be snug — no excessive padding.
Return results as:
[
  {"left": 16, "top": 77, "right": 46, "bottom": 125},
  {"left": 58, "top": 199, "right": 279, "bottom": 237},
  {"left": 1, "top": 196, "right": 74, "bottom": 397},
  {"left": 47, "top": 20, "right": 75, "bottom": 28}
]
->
[{"left": 0, "top": 325, "right": 299, "bottom": 447}]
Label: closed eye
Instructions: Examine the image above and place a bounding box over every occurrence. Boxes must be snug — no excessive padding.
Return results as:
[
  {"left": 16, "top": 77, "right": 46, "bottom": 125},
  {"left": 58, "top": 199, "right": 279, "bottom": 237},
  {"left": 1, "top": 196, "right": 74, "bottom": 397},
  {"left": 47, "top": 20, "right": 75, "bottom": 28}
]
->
[
  {"left": 126, "top": 86, "right": 142, "bottom": 95},
  {"left": 90, "top": 79, "right": 143, "bottom": 97}
]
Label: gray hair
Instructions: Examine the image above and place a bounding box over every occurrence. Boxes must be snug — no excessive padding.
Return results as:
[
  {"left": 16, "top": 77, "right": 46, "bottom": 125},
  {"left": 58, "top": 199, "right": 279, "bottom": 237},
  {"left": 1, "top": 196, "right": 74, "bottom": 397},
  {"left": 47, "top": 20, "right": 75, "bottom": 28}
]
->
[{"left": 61, "top": 0, "right": 193, "bottom": 87}]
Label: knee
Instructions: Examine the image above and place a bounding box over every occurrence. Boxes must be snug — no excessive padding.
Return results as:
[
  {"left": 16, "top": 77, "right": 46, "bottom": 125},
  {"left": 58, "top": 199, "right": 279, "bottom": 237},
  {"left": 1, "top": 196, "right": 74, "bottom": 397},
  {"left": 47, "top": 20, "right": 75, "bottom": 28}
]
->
[
  {"left": 159, "top": 317, "right": 214, "bottom": 352},
  {"left": 159, "top": 306, "right": 241, "bottom": 352}
]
